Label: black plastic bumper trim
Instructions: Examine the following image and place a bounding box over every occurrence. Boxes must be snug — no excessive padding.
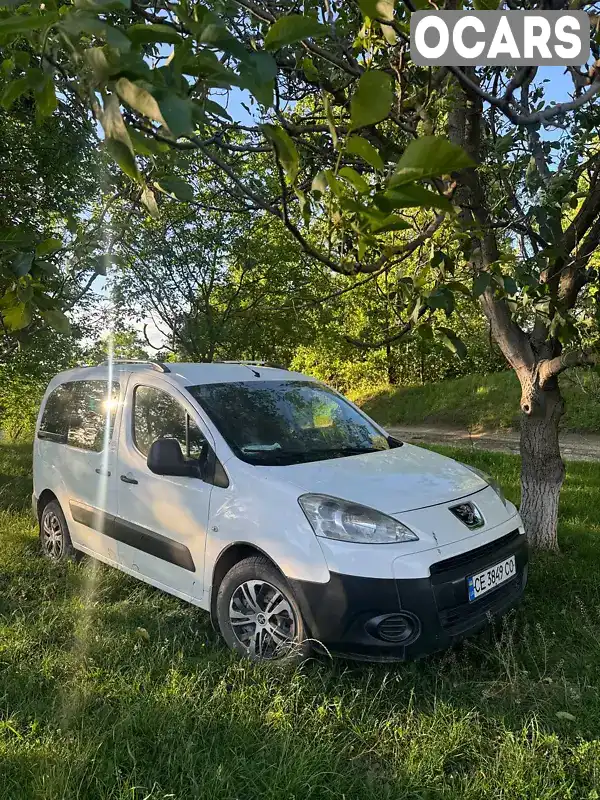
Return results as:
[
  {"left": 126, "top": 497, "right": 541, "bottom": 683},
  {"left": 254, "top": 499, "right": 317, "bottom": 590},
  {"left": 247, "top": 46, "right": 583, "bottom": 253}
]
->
[{"left": 289, "top": 532, "right": 528, "bottom": 662}]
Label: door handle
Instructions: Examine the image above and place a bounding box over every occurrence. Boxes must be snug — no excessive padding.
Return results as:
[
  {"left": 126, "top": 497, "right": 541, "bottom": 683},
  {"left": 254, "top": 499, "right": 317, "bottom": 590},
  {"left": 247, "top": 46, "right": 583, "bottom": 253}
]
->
[
  {"left": 120, "top": 474, "right": 138, "bottom": 485},
  {"left": 95, "top": 468, "right": 111, "bottom": 477}
]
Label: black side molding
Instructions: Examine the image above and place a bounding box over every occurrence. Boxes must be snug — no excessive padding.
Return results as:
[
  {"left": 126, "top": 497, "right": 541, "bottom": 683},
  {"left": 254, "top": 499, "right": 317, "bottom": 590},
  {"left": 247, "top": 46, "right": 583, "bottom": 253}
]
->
[{"left": 68, "top": 500, "right": 195, "bottom": 572}]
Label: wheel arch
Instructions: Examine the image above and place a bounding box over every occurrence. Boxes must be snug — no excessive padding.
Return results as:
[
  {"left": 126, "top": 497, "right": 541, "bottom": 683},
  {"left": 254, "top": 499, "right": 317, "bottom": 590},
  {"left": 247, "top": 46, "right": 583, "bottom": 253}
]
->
[
  {"left": 209, "top": 542, "right": 284, "bottom": 628},
  {"left": 36, "top": 488, "right": 59, "bottom": 522}
]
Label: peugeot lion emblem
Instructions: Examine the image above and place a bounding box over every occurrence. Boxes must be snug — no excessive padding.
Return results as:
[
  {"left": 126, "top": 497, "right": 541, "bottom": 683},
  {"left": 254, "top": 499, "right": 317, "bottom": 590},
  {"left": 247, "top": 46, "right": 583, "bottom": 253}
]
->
[{"left": 449, "top": 502, "right": 484, "bottom": 529}]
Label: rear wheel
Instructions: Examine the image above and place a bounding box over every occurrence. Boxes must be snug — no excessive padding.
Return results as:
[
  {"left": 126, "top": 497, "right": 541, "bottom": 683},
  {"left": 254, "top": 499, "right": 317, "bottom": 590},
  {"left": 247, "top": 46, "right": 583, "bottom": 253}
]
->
[
  {"left": 216, "top": 556, "right": 310, "bottom": 663},
  {"left": 39, "top": 500, "right": 77, "bottom": 562}
]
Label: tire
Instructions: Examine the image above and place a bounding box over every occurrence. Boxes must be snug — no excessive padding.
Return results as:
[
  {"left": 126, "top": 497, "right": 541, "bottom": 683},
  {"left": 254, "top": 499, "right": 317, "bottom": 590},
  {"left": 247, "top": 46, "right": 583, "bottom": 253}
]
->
[
  {"left": 39, "top": 499, "right": 78, "bottom": 562},
  {"left": 216, "top": 555, "right": 310, "bottom": 663}
]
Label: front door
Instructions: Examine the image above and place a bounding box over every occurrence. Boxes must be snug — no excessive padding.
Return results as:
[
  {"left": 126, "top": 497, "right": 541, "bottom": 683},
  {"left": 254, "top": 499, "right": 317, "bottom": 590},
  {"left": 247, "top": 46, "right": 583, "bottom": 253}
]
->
[{"left": 116, "top": 378, "right": 213, "bottom": 602}]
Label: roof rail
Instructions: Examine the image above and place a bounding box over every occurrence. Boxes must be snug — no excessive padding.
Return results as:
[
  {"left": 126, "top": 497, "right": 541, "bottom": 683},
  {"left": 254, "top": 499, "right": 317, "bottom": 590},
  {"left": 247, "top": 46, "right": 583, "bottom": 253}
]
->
[
  {"left": 101, "top": 359, "right": 171, "bottom": 373},
  {"left": 220, "top": 360, "right": 287, "bottom": 369}
]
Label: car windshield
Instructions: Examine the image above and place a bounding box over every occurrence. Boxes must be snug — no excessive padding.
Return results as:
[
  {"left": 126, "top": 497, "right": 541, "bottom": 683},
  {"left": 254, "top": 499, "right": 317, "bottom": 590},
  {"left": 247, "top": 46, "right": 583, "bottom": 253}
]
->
[{"left": 188, "top": 380, "right": 392, "bottom": 466}]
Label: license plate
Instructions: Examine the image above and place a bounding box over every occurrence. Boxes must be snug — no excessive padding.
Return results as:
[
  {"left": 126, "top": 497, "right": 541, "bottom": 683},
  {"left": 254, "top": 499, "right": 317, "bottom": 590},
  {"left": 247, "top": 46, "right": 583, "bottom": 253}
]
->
[{"left": 467, "top": 555, "right": 516, "bottom": 602}]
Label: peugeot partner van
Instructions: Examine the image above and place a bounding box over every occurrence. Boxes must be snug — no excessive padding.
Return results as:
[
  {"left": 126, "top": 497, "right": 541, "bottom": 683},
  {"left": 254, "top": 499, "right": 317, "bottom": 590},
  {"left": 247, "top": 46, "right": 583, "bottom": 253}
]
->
[{"left": 33, "top": 360, "right": 528, "bottom": 662}]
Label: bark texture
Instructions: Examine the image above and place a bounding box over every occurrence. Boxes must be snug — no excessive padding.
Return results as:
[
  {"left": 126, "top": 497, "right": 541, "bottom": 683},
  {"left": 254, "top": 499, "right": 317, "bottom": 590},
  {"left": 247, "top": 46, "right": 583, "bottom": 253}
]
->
[{"left": 518, "top": 379, "right": 566, "bottom": 551}]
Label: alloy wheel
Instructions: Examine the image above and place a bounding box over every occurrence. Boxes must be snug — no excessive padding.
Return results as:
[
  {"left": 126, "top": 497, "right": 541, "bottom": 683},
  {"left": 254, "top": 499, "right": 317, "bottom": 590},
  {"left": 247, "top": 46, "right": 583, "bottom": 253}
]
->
[
  {"left": 229, "top": 579, "right": 297, "bottom": 659},
  {"left": 41, "top": 511, "right": 64, "bottom": 560}
]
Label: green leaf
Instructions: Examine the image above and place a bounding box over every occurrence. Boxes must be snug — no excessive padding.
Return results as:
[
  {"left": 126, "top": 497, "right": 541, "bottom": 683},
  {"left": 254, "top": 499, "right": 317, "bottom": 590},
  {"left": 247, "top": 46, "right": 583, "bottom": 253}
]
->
[
  {"left": 141, "top": 184, "right": 159, "bottom": 218},
  {"left": 311, "top": 170, "right": 328, "bottom": 196},
  {"left": 12, "top": 251, "right": 34, "bottom": 276},
  {"left": 391, "top": 136, "right": 475, "bottom": 187},
  {"left": 417, "top": 323, "right": 434, "bottom": 341},
  {"left": 116, "top": 78, "right": 166, "bottom": 126},
  {"left": 302, "top": 57, "right": 319, "bottom": 82},
  {"left": 0, "top": 225, "right": 32, "bottom": 250},
  {"left": 41, "top": 309, "right": 70, "bottom": 334},
  {"left": 34, "top": 74, "right": 57, "bottom": 120},
  {"left": 439, "top": 328, "right": 467, "bottom": 359},
  {"left": 358, "top": 0, "right": 394, "bottom": 22},
  {"left": 377, "top": 184, "right": 453, "bottom": 212},
  {"left": 322, "top": 92, "right": 338, "bottom": 149},
  {"left": 473, "top": 272, "right": 492, "bottom": 298},
  {"left": 264, "top": 14, "right": 327, "bottom": 50},
  {"left": 242, "top": 51, "right": 276, "bottom": 108},
  {"left": 100, "top": 93, "right": 141, "bottom": 183},
  {"left": 127, "top": 23, "right": 183, "bottom": 46},
  {"left": 370, "top": 214, "right": 411, "bottom": 234},
  {"left": 61, "top": 12, "right": 131, "bottom": 51},
  {"left": 201, "top": 98, "right": 232, "bottom": 121},
  {"left": 338, "top": 166, "right": 369, "bottom": 194},
  {"left": 35, "top": 259, "right": 58, "bottom": 275},
  {"left": 427, "top": 288, "right": 455, "bottom": 316},
  {"left": 261, "top": 123, "right": 299, "bottom": 184},
  {"left": 474, "top": 0, "right": 497, "bottom": 8},
  {"left": 346, "top": 136, "right": 385, "bottom": 171},
  {"left": 156, "top": 92, "right": 194, "bottom": 138},
  {"left": 350, "top": 70, "right": 393, "bottom": 131},
  {"left": 35, "top": 238, "right": 62, "bottom": 257},
  {"left": 0, "top": 11, "right": 58, "bottom": 35},
  {"left": 2, "top": 302, "right": 32, "bottom": 331},
  {"left": 503, "top": 276, "right": 518, "bottom": 296},
  {"left": 128, "top": 126, "right": 169, "bottom": 156},
  {"left": 104, "top": 138, "right": 140, "bottom": 182},
  {"left": 0, "top": 76, "right": 31, "bottom": 109},
  {"left": 155, "top": 176, "right": 194, "bottom": 202}
]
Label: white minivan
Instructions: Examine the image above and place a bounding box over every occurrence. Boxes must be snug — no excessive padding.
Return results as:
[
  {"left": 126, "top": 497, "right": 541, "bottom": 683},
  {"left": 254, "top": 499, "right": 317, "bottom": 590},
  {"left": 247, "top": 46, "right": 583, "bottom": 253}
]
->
[{"left": 33, "top": 360, "right": 528, "bottom": 662}]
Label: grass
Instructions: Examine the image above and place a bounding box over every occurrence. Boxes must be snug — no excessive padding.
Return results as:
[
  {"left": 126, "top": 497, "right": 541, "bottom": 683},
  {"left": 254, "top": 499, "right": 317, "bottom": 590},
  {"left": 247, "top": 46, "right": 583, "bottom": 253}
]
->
[
  {"left": 352, "top": 369, "right": 600, "bottom": 434},
  {"left": 2, "top": 440, "right": 600, "bottom": 798}
]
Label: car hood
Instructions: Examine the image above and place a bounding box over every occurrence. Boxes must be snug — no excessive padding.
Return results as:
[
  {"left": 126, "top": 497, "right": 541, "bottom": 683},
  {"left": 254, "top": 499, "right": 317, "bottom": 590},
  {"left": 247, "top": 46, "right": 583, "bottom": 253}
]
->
[{"left": 264, "top": 442, "right": 487, "bottom": 513}]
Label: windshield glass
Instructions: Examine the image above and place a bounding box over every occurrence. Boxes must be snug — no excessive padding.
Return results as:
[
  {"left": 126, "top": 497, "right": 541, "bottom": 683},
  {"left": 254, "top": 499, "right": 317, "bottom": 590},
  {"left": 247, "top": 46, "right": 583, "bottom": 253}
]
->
[{"left": 188, "top": 380, "right": 391, "bottom": 466}]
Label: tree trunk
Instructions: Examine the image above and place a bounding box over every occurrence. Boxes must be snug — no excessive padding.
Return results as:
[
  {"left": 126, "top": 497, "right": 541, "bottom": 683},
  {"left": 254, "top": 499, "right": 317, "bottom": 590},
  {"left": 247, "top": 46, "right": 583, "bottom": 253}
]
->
[
  {"left": 518, "top": 376, "right": 565, "bottom": 551},
  {"left": 386, "top": 342, "right": 397, "bottom": 385}
]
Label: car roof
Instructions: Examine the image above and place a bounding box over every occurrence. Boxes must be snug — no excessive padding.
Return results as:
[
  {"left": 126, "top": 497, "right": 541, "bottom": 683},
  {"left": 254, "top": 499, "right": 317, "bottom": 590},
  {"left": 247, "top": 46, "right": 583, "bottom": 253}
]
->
[{"left": 47, "top": 361, "right": 313, "bottom": 388}]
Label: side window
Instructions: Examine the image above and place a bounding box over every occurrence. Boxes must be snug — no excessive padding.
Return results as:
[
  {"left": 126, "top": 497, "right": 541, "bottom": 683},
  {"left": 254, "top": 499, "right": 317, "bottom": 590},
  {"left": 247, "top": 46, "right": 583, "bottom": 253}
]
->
[
  {"left": 133, "top": 386, "right": 206, "bottom": 459},
  {"left": 67, "top": 381, "right": 120, "bottom": 452},
  {"left": 40, "top": 380, "right": 120, "bottom": 451},
  {"left": 39, "top": 385, "right": 72, "bottom": 441}
]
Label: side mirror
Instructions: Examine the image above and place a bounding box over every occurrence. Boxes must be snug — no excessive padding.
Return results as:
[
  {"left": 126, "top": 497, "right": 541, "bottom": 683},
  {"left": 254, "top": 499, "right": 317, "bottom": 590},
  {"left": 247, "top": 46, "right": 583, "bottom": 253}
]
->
[{"left": 147, "top": 438, "right": 199, "bottom": 477}]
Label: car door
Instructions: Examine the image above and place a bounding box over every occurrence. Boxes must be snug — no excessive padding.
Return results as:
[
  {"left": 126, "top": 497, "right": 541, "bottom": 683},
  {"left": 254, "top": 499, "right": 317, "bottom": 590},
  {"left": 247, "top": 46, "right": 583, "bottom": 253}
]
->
[
  {"left": 37, "top": 378, "right": 121, "bottom": 561},
  {"left": 115, "top": 377, "right": 213, "bottom": 602}
]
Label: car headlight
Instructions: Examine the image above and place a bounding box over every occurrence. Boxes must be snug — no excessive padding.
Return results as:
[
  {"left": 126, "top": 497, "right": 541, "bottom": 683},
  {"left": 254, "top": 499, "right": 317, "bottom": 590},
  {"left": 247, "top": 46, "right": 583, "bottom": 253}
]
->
[
  {"left": 462, "top": 463, "right": 507, "bottom": 507},
  {"left": 298, "top": 494, "right": 419, "bottom": 544}
]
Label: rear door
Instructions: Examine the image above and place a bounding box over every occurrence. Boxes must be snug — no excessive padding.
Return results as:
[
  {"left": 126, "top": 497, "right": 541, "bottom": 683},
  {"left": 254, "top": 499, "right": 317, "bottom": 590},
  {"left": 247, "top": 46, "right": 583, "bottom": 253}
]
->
[
  {"left": 115, "top": 376, "right": 213, "bottom": 602},
  {"left": 36, "top": 378, "right": 121, "bottom": 561}
]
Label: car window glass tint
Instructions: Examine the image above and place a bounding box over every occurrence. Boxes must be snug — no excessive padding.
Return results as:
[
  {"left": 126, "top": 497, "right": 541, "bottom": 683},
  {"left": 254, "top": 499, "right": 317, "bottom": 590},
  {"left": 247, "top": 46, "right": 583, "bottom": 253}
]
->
[
  {"left": 67, "top": 380, "right": 120, "bottom": 452},
  {"left": 133, "top": 386, "right": 206, "bottom": 458},
  {"left": 39, "top": 384, "right": 72, "bottom": 440}
]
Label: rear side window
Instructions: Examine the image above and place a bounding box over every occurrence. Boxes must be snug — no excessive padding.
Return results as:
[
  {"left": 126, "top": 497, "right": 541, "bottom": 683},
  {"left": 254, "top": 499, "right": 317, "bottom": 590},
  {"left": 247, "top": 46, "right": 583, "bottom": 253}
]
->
[
  {"left": 133, "top": 385, "right": 206, "bottom": 458},
  {"left": 39, "top": 380, "right": 120, "bottom": 452}
]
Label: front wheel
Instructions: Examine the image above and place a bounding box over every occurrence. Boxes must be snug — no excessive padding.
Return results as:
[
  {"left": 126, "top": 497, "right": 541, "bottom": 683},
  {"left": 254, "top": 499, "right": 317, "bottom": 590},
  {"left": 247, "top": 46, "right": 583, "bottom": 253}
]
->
[
  {"left": 216, "top": 556, "right": 310, "bottom": 663},
  {"left": 39, "top": 500, "right": 78, "bottom": 562}
]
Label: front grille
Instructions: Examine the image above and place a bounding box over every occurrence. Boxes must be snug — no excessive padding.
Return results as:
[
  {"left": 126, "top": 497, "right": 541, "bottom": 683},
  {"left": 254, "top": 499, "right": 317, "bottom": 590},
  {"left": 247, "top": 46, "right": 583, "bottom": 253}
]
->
[
  {"left": 430, "top": 529, "right": 520, "bottom": 575},
  {"left": 438, "top": 573, "right": 523, "bottom": 633}
]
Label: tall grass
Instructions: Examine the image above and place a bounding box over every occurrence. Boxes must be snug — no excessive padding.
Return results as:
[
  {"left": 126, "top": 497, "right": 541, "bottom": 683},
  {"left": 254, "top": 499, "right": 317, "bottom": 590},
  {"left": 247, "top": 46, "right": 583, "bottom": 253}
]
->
[
  {"left": 353, "top": 370, "right": 600, "bottom": 433},
  {"left": 1, "top": 441, "right": 600, "bottom": 798}
]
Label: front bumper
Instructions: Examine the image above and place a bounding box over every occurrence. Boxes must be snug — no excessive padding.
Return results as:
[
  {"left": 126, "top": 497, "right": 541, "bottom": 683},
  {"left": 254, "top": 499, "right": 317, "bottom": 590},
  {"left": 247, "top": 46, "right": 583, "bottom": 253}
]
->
[{"left": 289, "top": 529, "right": 528, "bottom": 661}]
